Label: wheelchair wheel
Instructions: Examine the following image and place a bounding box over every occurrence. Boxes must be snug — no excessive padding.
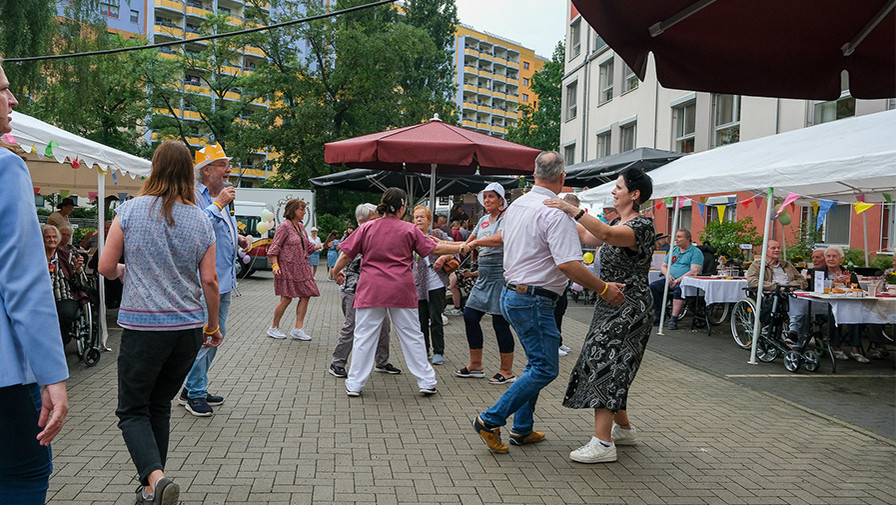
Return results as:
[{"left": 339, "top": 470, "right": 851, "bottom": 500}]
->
[
  {"left": 803, "top": 350, "right": 821, "bottom": 372},
  {"left": 756, "top": 338, "right": 778, "bottom": 362},
  {"left": 730, "top": 298, "right": 756, "bottom": 349},
  {"left": 82, "top": 347, "right": 101, "bottom": 367},
  {"left": 707, "top": 303, "right": 730, "bottom": 325},
  {"left": 783, "top": 350, "right": 801, "bottom": 372}
]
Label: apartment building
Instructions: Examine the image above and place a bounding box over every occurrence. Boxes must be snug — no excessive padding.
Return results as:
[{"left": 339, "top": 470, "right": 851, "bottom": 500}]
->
[
  {"left": 560, "top": 2, "right": 895, "bottom": 252},
  {"left": 453, "top": 24, "right": 547, "bottom": 139}
]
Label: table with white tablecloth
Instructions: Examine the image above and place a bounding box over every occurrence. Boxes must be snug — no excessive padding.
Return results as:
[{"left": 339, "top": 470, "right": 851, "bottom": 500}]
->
[
  {"left": 790, "top": 292, "right": 896, "bottom": 325},
  {"left": 680, "top": 277, "right": 749, "bottom": 305}
]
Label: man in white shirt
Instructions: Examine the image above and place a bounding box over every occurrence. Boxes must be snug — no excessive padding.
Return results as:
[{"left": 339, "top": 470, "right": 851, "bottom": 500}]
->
[{"left": 471, "top": 151, "right": 625, "bottom": 454}]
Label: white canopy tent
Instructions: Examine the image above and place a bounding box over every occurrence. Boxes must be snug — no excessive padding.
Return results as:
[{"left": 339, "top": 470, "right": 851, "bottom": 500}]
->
[
  {"left": 578, "top": 109, "right": 896, "bottom": 363},
  {"left": 7, "top": 111, "right": 153, "bottom": 349}
]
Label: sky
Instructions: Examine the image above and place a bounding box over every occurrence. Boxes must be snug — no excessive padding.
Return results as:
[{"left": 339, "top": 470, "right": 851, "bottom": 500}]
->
[{"left": 453, "top": 0, "right": 567, "bottom": 58}]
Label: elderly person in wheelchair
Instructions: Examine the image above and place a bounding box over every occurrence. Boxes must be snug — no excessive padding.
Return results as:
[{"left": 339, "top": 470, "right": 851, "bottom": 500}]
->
[
  {"left": 746, "top": 239, "right": 807, "bottom": 343},
  {"left": 42, "top": 224, "right": 89, "bottom": 347}
]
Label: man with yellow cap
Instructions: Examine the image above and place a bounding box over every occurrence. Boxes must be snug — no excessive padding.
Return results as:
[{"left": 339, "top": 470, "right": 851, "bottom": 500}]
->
[{"left": 179, "top": 143, "right": 249, "bottom": 416}]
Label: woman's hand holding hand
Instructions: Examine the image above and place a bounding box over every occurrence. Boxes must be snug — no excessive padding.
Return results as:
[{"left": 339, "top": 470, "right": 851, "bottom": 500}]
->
[
  {"left": 335, "top": 271, "right": 345, "bottom": 285},
  {"left": 433, "top": 257, "right": 445, "bottom": 270},
  {"left": 204, "top": 329, "right": 223, "bottom": 348},
  {"left": 543, "top": 198, "right": 577, "bottom": 217},
  {"left": 272, "top": 264, "right": 281, "bottom": 276}
]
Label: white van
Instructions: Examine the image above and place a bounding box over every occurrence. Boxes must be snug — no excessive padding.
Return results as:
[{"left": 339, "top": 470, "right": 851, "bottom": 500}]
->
[{"left": 233, "top": 200, "right": 276, "bottom": 277}]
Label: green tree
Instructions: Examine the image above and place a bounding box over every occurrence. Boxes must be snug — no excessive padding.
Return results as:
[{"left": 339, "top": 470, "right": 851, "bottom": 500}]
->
[
  {"left": 0, "top": 0, "right": 57, "bottom": 109},
  {"left": 699, "top": 217, "right": 762, "bottom": 261},
  {"left": 506, "top": 41, "right": 563, "bottom": 151}
]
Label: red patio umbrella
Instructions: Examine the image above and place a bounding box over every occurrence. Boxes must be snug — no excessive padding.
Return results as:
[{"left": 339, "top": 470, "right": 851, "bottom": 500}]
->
[
  {"left": 572, "top": 0, "right": 896, "bottom": 100},
  {"left": 324, "top": 116, "right": 539, "bottom": 211}
]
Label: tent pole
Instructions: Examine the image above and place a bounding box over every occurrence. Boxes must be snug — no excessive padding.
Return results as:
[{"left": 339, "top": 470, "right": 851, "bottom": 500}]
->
[
  {"left": 97, "top": 171, "right": 109, "bottom": 350},
  {"left": 657, "top": 199, "right": 680, "bottom": 335},
  {"left": 429, "top": 164, "right": 437, "bottom": 219},
  {"left": 748, "top": 187, "right": 775, "bottom": 364},
  {"left": 862, "top": 212, "right": 869, "bottom": 267}
]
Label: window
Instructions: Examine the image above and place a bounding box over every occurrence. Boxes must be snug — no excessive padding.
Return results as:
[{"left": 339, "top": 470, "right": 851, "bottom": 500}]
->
[
  {"left": 712, "top": 94, "right": 740, "bottom": 147},
  {"left": 707, "top": 205, "right": 735, "bottom": 224},
  {"left": 99, "top": 2, "right": 119, "bottom": 18},
  {"left": 598, "top": 59, "right": 614, "bottom": 104},
  {"left": 564, "top": 144, "right": 576, "bottom": 166},
  {"left": 594, "top": 34, "right": 608, "bottom": 53},
  {"left": 820, "top": 204, "right": 851, "bottom": 245},
  {"left": 565, "top": 82, "right": 577, "bottom": 121},
  {"left": 667, "top": 204, "right": 692, "bottom": 233},
  {"left": 620, "top": 122, "right": 636, "bottom": 151},
  {"left": 882, "top": 204, "right": 894, "bottom": 250},
  {"left": 130, "top": 9, "right": 139, "bottom": 23},
  {"left": 521, "top": 93, "right": 529, "bottom": 103},
  {"left": 622, "top": 63, "right": 638, "bottom": 93},
  {"left": 814, "top": 95, "right": 856, "bottom": 124},
  {"left": 522, "top": 77, "right": 529, "bottom": 86},
  {"left": 569, "top": 19, "right": 581, "bottom": 58},
  {"left": 523, "top": 61, "right": 530, "bottom": 70},
  {"left": 672, "top": 101, "right": 696, "bottom": 153},
  {"left": 596, "top": 131, "right": 611, "bottom": 158}
]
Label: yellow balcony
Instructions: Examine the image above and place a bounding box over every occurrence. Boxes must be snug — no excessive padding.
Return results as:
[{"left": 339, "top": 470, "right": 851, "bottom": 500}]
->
[
  {"left": 492, "top": 92, "right": 506, "bottom": 100},
  {"left": 491, "top": 125, "right": 507, "bottom": 134},
  {"left": 155, "top": 0, "right": 185, "bottom": 11},
  {"left": 251, "top": 96, "right": 268, "bottom": 106},
  {"left": 224, "top": 91, "right": 240, "bottom": 100},
  {"left": 239, "top": 168, "right": 267, "bottom": 178},
  {"left": 477, "top": 87, "right": 491, "bottom": 95},
  {"left": 464, "top": 47, "right": 479, "bottom": 56},
  {"left": 185, "top": 136, "right": 204, "bottom": 146},
  {"left": 464, "top": 65, "right": 478, "bottom": 74},
  {"left": 152, "top": 107, "right": 177, "bottom": 116},
  {"left": 185, "top": 31, "right": 207, "bottom": 41},
  {"left": 505, "top": 77, "right": 519, "bottom": 86},
  {"left": 184, "top": 84, "right": 211, "bottom": 95},
  {"left": 227, "top": 16, "right": 242, "bottom": 26},
  {"left": 461, "top": 119, "right": 477, "bottom": 127},
  {"left": 478, "top": 69, "right": 492, "bottom": 77},
  {"left": 476, "top": 122, "right": 490, "bottom": 129},
  {"left": 463, "top": 84, "right": 477, "bottom": 92},
  {"left": 244, "top": 45, "right": 265, "bottom": 57},
  {"left": 159, "top": 51, "right": 178, "bottom": 60},
  {"left": 155, "top": 25, "right": 184, "bottom": 38},
  {"left": 186, "top": 5, "right": 212, "bottom": 17},
  {"left": 477, "top": 104, "right": 490, "bottom": 112},
  {"left": 183, "top": 110, "right": 202, "bottom": 120},
  {"left": 221, "top": 65, "right": 242, "bottom": 75}
]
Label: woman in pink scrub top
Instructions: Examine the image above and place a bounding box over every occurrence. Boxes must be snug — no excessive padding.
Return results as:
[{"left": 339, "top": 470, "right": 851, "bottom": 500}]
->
[{"left": 332, "top": 188, "right": 468, "bottom": 397}]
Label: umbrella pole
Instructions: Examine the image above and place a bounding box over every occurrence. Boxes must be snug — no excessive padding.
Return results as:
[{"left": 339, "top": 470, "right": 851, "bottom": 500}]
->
[
  {"left": 429, "top": 164, "right": 437, "bottom": 222},
  {"left": 748, "top": 187, "right": 775, "bottom": 365},
  {"left": 657, "top": 200, "right": 680, "bottom": 335}
]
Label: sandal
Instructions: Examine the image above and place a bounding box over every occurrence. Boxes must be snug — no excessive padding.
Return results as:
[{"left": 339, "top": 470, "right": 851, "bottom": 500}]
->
[
  {"left": 488, "top": 373, "right": 516, "bottom": 385},
  {"left": 455, "top": 367, "right": 485, "bottom": 378}
]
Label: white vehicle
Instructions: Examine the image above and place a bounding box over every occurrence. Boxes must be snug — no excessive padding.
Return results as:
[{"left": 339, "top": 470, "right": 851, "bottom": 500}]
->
[
  {"left": 233, "top": 187, "right": 315, "bottom": 228},
  {"left": 232, "top": 200, "right": 277, "bottom": 277}
]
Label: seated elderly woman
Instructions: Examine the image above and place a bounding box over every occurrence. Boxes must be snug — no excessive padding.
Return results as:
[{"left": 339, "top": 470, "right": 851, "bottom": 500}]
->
[
  {"left": 42, "top": 224, "right": 88, "bottom": 346},
  {"left": 817, "top": 245, "right": 868, "bottom": 363}
]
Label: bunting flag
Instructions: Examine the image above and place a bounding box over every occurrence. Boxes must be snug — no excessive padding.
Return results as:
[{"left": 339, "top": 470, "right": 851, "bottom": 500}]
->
[
  {"left": 883, "top": 193, "right": 893, "bottom": 203},
  {"left": 697, "top": 202, "right": 706, "bottom": 222},
  {"left": 70, "top": 156, "right": 80, "bottom": 169},
  {"left": 716, "top": 205, "right": 726, "bottom": 223},
  {"left": 727, "top": 196, "right": 736, "bottom": 206},
  {"left": 112, "top": 172, "right": 118, "bottom": 186},
  {"left": 664, "top": 197, "right": 673, "bottom": 205},
  {"left": 59, "top": 189, "right": 70, "bottom": 198},
  {"left": 789, "top": 201, "right": 796, "bottom": 213},
  {"left": 699, "top": 196, "right": 708, "bottom": 204},
  {"left": 854, "top": 201, "right": 874, "bottom": 215},
  {"left": 777, "top": 192, "right": 800, "bottom": 215},
  {"left": 33, "top": 187, "right": 40, "bottom": 196},
  {"left": 1, "top": 133, "right": 16, "bottom": 144},
  {"left": 677, "top": 196, "right": 687, "bottom": 208},
  {"left": 88, "top": 192, "right": 98, "bottom": 203},
  {"left": 30, "top": 144, "right": 37, "bottom": 154},
  {"left": 655, "top": 201, "right": 663, "bottom": 210},
  {"left": 118, "top": 192, "right": 128, "bottom": 201},
  {"left": 816, "top": 200, "right": 835, "bottom": 231},
  {"left": 810, "top": 201, "right": 819, "bottom": 214},
  {"left": 855, "top": 193, "right": 866, "bottom": 202},
  {"left": 44, "top": 141, "right": 59, "bottom": 158},
  {"left": 741, "top": 196, "right": 754, "bottom": 209},
  {"left": 754, "top": 195, "right": 764, "bottom": 209}
]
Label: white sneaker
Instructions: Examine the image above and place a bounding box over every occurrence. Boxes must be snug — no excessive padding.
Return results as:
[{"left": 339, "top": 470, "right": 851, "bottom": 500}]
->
[
  {"left": 441, "top": 314, "right": 449, "bottom": 325},
  {"left": 559, "top": 344, "right": 571, "bottom": 353},
  {"left": 570, "top": 437, "right": 617, "bottom": 463},
  {"left": 290, "top": 328, "right": 312, "bottom": 341},
  {"left": 558, "top": 347, "right": 569, "bottom": 356},
  {"left": 267, "top": 327, "right": 287, "bottom": 339},
  {"left": 611, "top": 424, "right": 637, "bottom": 445}
]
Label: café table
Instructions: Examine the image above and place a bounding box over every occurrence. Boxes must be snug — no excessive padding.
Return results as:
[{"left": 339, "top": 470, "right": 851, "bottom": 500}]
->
[{"left": 679, "top": 276, "right": 749, "bottom": 335}]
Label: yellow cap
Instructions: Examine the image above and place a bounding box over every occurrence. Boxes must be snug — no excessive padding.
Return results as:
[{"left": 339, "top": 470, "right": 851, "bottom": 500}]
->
[{"left": 194, "top": 143, "right": 231, "bottom": 170}]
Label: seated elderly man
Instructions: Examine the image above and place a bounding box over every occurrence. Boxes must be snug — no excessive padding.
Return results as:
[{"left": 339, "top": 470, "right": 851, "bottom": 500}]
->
[
  {"left": 42, "top": 224, "right": 88, "bottom": 346},
  {"left": 747, "top": 239, "right": 808, "bottom": 343},
  {"left": 649, "top": 228, "right": 703, "bottom": 329}
]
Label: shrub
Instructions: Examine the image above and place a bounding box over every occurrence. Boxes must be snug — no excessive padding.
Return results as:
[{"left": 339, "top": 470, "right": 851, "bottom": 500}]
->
[{"left": 699, "top": 217, "right": 762, "bottom": 261}]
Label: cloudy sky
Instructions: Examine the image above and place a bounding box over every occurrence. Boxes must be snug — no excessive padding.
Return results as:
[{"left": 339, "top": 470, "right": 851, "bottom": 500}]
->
[{"left": 454, "top": 0, "right": 568, "bottom": 58}]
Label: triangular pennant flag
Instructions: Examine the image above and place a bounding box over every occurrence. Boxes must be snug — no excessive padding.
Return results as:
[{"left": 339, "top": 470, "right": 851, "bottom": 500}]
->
[
  {"left": 655, "top": 201, "right": 663, "bottom": 210},
  {"left": 30, "top": 144, "right": 37, "bottom": 154},
  {"left": 664, "top": 197, "right": 673, "bottom": 205},
  {"left": 88, "top": 192, "right": 98, "bottom": 203},
  {"left": 716, "top": 205, "right": 726, "bottom": 223},
  {"left": 777, "top": 192, "right": 800, "bottom": 216},
  {"left": 118, "top": 192, "right": 128, "bottom": 201},
  {"left": 699, "top": 196, "right": 708, "bottom": 204},
  {"left": 727, "top": 196, "right": 736, "bottom": 206},
  {"left": 754, "top": 195, "right": 764, "bottom": 209},
  {"left": 44, "top": 141, "right": 59, "bottom": 158},
  {"left": 59, "top": 189, "right": 70, "bottom": 198},
  {"left": 789, "top": 201, "right": 796, "bottom": 213},
  {"left": 854, "top": 201, "right": 874, "bottom": 215},
  {"left": 677, "top": 196, "right": 686, "bottom": 209},
  {"left": 112, "top": 172, "right": 118, "bottom": 186},
  {"left": 1, "top": 133, "right": 17, "bottom": 144},
  {"left": 810, "top": 201, "right": 819, "bottom": 214},
  {"left": 741, "top": 196, "right": 753, "bottom": 209},
  {"left": 71, "top": 156, "right": 80, "bottom": 169},
  {"left": 855, "top": 193, "right": 866, "bottom": 202},
  {"left": 33, "top": 187, "right": 40, "bottom": 196},
  {"left": 883, "top": 193, "right": 892, "bottom": 203},
  {"left": 697, "top": 202, "right": 706, "bottom": 222},
  {"left": 817, "top": 199, "right": 835, "bottom": 231}
]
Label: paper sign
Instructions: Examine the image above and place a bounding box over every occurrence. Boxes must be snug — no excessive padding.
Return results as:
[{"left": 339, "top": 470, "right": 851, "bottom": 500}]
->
[{"left": 814, "top": 270, "right": 825, "bottom": 293}]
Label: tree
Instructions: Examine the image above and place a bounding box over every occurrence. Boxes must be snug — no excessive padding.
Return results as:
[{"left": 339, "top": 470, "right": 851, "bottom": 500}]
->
[
  {"left": 0, "top": 0, "right": 56, "bottom": 109},
  {"left": 506, "top": 41, "right": 563, "bottom": 151}
]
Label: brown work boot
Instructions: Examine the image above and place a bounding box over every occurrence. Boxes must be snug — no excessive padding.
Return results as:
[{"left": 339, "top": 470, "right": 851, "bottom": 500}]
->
[{"left": 472, "top": 416, "right": 508, "bottom": 453}]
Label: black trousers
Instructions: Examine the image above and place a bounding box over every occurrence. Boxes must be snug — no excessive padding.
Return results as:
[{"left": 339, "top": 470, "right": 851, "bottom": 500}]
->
[
  {"left": 116, "top": 328, "right": 202, "bottom": 485},
  {"left": 418, "top": 287, "right": 447, "bottom": 355}
]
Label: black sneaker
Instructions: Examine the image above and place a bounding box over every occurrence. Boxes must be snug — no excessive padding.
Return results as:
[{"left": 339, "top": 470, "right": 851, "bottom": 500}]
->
[
  {"left": 374, "top": 363, "right": 402, "bottom": 374},
  {"left": 184, "top": 397, "right": 213, "bottom": 417},
  {"left": 667, "top": 316, "right": 678, "bottom": 330},
  {"left": 329, "top": 364, "right": 347, "bottom": 378},
  {"left": 419, "top": 387, "right": 438, "bottom": 395},
  {"left": 178, "top": 388, "right": 224, "bottom": 407},
  {"left": 177, "top": 388, "right": 189, "bottom": 406}
]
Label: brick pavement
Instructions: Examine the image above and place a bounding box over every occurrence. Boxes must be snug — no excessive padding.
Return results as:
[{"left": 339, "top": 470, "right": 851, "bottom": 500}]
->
[{"left": 51, "top": 271, "right": 896, "bottom": 504}]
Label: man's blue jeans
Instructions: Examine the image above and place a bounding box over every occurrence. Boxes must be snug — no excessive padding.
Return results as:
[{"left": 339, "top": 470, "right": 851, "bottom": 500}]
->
[
  {"left": 480, "top": 288, "right": 560, "bottom": 435},
  {"left": 184, "top": 291, "right": 231, "bottom": 399}
]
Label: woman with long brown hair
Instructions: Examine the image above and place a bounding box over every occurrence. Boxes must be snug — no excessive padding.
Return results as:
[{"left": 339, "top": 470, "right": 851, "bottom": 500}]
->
[{"left": 99, "top": 140, "right": 221, "bottom": 504}]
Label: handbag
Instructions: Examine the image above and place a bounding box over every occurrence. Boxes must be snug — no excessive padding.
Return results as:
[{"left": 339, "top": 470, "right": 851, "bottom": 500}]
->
[{"left": 442, "top": 257, "right": 460, "bottom": 274}]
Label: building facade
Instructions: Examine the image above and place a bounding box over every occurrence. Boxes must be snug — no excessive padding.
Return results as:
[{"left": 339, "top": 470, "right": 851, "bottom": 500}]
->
[
  {"left": 453, "top": 24, "right": 546, "bottom": 138},
  {"left": 561, "top": 3, "right": 896, "bottom": 255}
]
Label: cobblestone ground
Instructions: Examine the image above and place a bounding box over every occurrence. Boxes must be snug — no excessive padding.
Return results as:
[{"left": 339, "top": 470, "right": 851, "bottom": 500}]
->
[{"left": 51, "top": 270, "right": 896, "bottom": 504}]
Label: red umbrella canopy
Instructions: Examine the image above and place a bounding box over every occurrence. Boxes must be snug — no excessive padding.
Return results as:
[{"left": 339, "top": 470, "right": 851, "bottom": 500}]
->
[
  {"left": 572, "top": 0, "right": 896, "bottom": 100},
  {"left": 324, "top": 119, "right": 540, "bottom": 175}
]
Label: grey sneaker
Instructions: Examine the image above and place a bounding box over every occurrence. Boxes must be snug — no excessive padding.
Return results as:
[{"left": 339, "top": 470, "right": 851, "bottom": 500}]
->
[
  {"left": 267, "top": 327, "right": 287, "bottom": 339},
  {"left": 152, "top": 477, "right": 180, "bottom": 505},
  {"left": 611, "top": 423, "right": 637, "bottom": 445}
]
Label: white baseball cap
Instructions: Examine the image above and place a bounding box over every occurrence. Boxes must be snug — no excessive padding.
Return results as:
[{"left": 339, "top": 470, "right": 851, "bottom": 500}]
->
[{"left": 477, "top": 182, "right": 506, "bottom": 208}]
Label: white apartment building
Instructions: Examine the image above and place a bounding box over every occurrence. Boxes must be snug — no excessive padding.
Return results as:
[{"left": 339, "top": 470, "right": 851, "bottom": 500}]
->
[{"left": 560, "top": 3, "right": 895, "bottom": 167}]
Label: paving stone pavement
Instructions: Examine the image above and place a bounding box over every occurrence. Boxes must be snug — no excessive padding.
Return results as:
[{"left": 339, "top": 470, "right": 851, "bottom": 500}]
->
[{"left": 52, "top": 270, "right": 896, "bottom": 505}]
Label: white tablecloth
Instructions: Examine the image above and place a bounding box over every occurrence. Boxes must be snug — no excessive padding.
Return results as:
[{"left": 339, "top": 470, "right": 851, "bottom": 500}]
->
[
  {"left": 680, "top": 277, "right": 749, "bottom": 305},
  {"left": 790, "top": 292, "right": 896, "bottom": 325},
  {"left": 648, "top": 270, "right": 662, "bottom": 284}
]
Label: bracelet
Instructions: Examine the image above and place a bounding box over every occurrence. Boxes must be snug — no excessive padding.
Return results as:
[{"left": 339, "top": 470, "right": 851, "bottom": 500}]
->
[
  {"left": 213, "top": 202, "right": 223, "bottom": 210},
  {"left": 272, "top": 264, "right": 280, "bottom": 268},
  {"left": 204, "top": 324, "right": 219, "bottom": 335},
  {"left": 598, "top": 283, "right": 609, "bottom": 296},
  {"left": 458, "top": 244, "right": 463, "bottom": 253},
  {"left": 573, "top": 209, "right": 586, "bottom": 221}
]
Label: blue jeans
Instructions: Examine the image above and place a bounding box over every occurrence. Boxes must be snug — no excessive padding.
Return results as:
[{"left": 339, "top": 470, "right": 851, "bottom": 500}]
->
[
  {"left": 0, "top": 384, "right": 51, "bottom": 505},
  {"left": 480, "top": 288, "right": 560, "bottom": 435},
  {"left": 650, "top": 278, "right": 682, "bottom": 318},
  {"left": 184, "top": 291, "right": 231, "bottom": 399}
]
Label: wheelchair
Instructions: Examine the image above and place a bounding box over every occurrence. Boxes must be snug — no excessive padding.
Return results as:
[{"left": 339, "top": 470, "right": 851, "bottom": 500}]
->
[
  {"left": 730, "top": 285, "right": 822, "bottom": 373},
  {"left": 66, "top": 277, "right": 102, "bottom": 367}
]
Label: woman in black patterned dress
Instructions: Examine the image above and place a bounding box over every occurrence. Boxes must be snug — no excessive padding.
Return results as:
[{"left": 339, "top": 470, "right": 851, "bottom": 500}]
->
[{"left": 545, "top": 167, "right": 654, "bottom": 464}]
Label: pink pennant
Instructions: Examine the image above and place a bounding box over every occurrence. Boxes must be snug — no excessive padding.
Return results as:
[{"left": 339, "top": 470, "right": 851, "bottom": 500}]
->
[
  {"left": 71, "top": 156, "right": 80, "bottom": 169},
  {"left": 677, "top": 196, "right": 687, "bottom": 209},
  {"left": 855, "top": 193, "right": 866, "bottom": 203},
  {"left": 88, "top": 192, "right": 98, "bottom": 203},
  {"left": 1, "top": 133, "right": 17, "bottom": 145},
  {"left": 754, "top": 196, "right": 764, "bottom": 209},
  {"left": 776, "top": 192, "right": 800, "bottom": 216}
]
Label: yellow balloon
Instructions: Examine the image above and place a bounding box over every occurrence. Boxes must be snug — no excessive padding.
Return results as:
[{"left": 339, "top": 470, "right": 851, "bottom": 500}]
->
[
  {"left": 583, "top": 252, "right": 594, "bottom": 264},
  {"left": 256, "top": 222, "right": 268, "bottom": 235}
]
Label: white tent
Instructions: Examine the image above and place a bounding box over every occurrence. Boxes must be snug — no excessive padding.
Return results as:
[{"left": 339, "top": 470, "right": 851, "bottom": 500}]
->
[
  {"left": 7, "top": 111, "right": 153, "bottom": 349},
  {"left": 578, "top": 109, "right": 896, "bottom": 364}
]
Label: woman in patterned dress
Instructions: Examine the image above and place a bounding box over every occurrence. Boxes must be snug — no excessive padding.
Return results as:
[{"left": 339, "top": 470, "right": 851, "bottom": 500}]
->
[
  {"left": 545, "top": 166, "right": 654, "bottom": 464},
  {"left": 266, "top": 199, "right": 320, "bottom": 341}
]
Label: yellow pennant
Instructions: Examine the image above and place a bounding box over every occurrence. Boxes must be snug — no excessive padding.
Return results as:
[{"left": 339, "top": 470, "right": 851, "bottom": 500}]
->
[
  {"left": 716, "top": 205, "right": 726, "bottom": 223},
  {"left": 854, "top": 201, "right": 873, "bottom": 215}
]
